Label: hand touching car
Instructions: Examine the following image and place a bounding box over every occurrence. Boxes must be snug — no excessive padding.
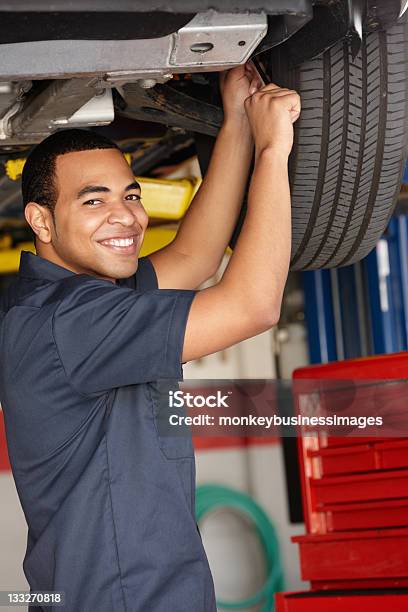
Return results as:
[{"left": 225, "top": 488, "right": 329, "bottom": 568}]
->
[
  {"left": 220, "top": 63, "right": 301, "bottom": 157},
  {"left": 219, "top": 61, "right": 263, "bottom": 125},
  {"left": 245, "top": 82, "right": 301, "bottom": 157}
]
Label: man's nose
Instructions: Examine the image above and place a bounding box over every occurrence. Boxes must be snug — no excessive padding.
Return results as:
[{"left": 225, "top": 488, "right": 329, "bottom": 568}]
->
[{"left": 107, "top": 200, "right": 137, "bottom": 226}]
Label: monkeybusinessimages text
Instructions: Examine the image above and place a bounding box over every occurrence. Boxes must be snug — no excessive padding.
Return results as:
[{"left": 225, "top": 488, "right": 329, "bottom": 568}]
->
[{"left": 167, "top": 390, "right": 383, "bottom": 431}]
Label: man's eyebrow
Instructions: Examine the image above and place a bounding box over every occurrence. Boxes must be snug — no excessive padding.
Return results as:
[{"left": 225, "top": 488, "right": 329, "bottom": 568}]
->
[
  {"left": 77, "top": 185, "right": 111, "bottom": 199},
  {"left": 76, "top": 181, "right": 141, "bottom": 199},
  {"left": 125, "top": 181, "right": 141, "bottom": 192}
]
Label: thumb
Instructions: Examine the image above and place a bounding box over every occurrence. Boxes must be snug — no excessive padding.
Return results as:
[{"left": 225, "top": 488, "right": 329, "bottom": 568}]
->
[
  {"left": 249, "top": 77, "right": 261, "bottom": 96},
  {"left": 290, "top": 110, "right": 301, "bottom": 124}
]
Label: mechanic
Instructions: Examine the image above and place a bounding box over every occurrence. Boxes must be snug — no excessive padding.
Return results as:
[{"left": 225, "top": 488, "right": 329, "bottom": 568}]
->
[{"left": 0, "top": 63, "right": 300, "bottom": 612}]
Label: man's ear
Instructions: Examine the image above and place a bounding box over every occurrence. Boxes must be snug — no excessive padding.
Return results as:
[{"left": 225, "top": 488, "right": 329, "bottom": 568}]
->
[{"left": 24, "top": 202, "right": 53, "bottom": 244}]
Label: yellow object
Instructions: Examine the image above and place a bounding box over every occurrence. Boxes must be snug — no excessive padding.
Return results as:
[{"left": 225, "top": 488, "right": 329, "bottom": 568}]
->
[
  {"left": 5, "top": 159, "right": 26, "bottom": 181},
  {"left": 136, "top": 176, "right": 201, "bottom": 220},
  {"left": 139, "top": 225, "right": 178, "bottom": 257},
  {"left": 0, "top": 241, "right": 35, "bottom": 274},
  {"left": 0, "top": 235, "right": 12, "bottom": 249}
]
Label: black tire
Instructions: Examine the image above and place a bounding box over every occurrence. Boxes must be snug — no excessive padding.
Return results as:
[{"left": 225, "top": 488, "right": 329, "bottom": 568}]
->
[{"left": 269, "top": 18, "right": 408, "bottom": 270}]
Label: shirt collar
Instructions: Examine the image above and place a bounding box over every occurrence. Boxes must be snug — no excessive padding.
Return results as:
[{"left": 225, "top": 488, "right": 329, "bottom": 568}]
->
[
  {"left": 18, "top": 250, "right": 133, "bottom": 286},
  {"left": 18, "top": 250, "right": 78, "bottom": 282}
]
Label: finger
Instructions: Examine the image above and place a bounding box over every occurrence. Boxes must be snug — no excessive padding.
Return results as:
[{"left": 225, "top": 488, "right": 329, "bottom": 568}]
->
[
  {"left": 289, "top": 93, "right": 301, "bottom": 113},
  {"left": 280, "top": 92, "right": 301, "bottom": 110},
  {"left": 258, "top": 82, "right": 282, "bottom": 92},
  {"left": 249, "top": 66, "right": 264, "bottom": 93},
  {"left": 258, "top": 87, "right": 296, "bottom": 96},
  {"left": 290, "top": 109, "right": 301, "bottom": 124},
  {"left": 252, "top": 90, "right": 297, "bottom": 100},
  {"left": 249, "top": 76, "right": 263, "bottom": 95},
  {"left": 288, "top": 92, "right": 301, "bottom": 121}
]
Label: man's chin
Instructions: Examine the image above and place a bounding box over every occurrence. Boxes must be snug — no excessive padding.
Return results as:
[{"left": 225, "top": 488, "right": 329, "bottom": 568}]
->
[{"left": 98, "top": 258, "right": 139, "bottom": 282}]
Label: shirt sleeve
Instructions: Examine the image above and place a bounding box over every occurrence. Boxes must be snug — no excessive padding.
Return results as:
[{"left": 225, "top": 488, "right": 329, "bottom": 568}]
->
[{"left": 52, "top": 279, "right": 196, "bottom": 397}]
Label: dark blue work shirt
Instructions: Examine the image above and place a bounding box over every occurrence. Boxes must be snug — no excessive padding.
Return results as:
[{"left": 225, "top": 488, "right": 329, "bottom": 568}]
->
[{"left": 0, "top": 251, "right": 216, "bottom": 612}]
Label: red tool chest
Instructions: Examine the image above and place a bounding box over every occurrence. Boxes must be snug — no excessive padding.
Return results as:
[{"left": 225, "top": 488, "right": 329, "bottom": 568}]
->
[
  {"left": 275, "top": 590, "right": 408, "bottom": 611},
  {"left": 293, "top": 353, "right": 408, "bottom": 538},
  {"left": 276, "top": 353, "right": 408, "bottom": 609}
]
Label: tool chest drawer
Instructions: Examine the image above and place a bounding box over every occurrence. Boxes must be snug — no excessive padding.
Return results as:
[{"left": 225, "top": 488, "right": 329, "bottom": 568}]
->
[
  {"left": 310, "top": 468, "right": 408, "bottom": 505},
  {"left": 275, "top": 589, "right": 408, "bottom": 612},
  {"left": 308, "top": 439, "right": 408, "bottom": 477},
  {"left": 323, "top": 498, "right": 408, "bottom": 531},
  {"left": 293, "top": 528, "right": 408, "bottom": 583}
]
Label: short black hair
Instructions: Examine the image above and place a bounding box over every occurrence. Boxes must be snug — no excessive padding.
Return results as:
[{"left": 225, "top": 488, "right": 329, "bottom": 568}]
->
[{"left": 22, "top": 128, "right": 120, "bottom": 240}]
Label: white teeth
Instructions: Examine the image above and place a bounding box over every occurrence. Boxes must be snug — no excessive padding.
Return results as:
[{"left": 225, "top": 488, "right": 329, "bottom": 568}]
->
[{"left": 101, "top": 237, "right": 134, "bottom": 247}]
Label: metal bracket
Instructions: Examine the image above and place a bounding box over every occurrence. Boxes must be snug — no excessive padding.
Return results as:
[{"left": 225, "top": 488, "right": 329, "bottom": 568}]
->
[
  {"left": 49, "top": 88, "right": 114, "bottom": 128},
  {"left": 1, "top": 79, "right": 113, "bottom": 144},
  {"left": 0, "top": 100, "right": 23, "bottom": 140},
  {"left": 171, "top": 11, "right": 267, "bottom": 67}
]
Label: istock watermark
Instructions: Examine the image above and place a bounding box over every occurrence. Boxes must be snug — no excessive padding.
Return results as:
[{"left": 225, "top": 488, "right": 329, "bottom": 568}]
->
[
  {"left": 152, "top": 378, "right": 408, "bottom": 438},
  {"left": 168, "top": 389, "right": 232, "bottom": 408}
]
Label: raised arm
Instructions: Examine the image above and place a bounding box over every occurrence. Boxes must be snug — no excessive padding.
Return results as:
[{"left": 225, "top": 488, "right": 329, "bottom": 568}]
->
[
  {"left": 148, "top": 63, "right": 263, "bottom": 289},
  {"left": 182, "top": 83, "right": 301, "bottom": 362}
]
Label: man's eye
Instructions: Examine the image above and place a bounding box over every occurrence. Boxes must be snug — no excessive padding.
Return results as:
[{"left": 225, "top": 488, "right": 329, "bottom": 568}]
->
[
  {"left": 126, "top": 194, "right": 142, "bottom": 202},
  {"left": 83, "top": 199, "right": 102, "bottom": 206}
]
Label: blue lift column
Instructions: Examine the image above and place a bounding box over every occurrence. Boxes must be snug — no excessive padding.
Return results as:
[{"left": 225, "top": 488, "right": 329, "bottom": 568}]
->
[{"left": 303, "top": 270, "right": 337, "bottom": 364}]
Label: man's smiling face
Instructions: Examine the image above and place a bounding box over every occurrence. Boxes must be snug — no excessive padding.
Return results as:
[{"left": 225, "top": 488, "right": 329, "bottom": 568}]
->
[{"left": 38, "top": 148, "right": 149, "bottom": 282}]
